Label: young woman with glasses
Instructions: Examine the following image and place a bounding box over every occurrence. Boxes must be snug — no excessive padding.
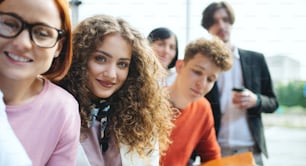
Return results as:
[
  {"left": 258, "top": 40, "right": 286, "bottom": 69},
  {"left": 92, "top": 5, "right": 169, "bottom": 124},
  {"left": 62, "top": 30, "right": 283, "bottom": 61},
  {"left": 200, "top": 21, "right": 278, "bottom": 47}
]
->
[
  {"left": 0, "top": 0, "right": 80, "bottom": 165},
  {"left": 59, "top": 15, "right": 174, "bottom": 165}
]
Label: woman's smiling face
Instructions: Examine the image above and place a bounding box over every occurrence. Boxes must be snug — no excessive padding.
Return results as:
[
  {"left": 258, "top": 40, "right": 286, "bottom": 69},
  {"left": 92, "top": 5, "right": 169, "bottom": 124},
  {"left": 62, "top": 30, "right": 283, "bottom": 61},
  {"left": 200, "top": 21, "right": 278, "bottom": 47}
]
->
[
  {"left": 150, "top": 35, "right": 176, "bottom": 68},
  {"left": 0, "top": 0, "right": 63, "bottom": 81},
  {"left": 87, "top": 33, "right": 132, "bottom": 99}
]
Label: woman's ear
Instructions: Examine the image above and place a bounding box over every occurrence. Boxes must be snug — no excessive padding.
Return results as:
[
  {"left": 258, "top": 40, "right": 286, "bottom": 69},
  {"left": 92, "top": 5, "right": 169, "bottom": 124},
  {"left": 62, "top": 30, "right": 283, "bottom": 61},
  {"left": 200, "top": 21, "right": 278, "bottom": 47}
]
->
[{"left": 54, "top": 39, "right": 64, "bottom": 58}]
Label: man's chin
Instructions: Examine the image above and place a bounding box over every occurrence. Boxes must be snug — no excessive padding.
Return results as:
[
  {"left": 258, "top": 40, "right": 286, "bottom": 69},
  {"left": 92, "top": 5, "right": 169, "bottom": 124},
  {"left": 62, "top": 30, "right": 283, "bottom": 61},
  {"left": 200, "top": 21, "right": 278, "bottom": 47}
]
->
[
  {"left": 215, "top": 34, "right": 228, "bottom": 42},
  {"left": 189, "top": 95, "right": 201, "bottom": 103},
  {"left": 219, "top": 36, "right": 229, "bottom": 43}
]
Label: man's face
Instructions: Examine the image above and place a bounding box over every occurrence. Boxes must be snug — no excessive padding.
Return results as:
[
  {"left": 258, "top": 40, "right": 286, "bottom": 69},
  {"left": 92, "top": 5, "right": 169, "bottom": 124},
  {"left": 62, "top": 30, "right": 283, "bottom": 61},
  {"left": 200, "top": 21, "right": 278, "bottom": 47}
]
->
[
  {"left": 175, "top": 53, "right": 221, "bottom": 103},
  {"left": 208, "top": 8, "right": 232, "bottom": 43}
]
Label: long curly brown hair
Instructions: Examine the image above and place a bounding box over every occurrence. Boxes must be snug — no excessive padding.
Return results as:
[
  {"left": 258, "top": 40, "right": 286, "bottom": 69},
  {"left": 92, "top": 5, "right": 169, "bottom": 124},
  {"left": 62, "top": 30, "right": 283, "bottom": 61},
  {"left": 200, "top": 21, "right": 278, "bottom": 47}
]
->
[{"left": 59, "top": 15, "right": 174, "bottom": 157}]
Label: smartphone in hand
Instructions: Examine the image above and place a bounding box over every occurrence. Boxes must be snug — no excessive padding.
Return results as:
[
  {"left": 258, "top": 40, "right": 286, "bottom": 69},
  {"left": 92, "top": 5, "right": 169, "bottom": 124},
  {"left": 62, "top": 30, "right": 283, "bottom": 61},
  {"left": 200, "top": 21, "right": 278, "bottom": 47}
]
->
[{"left": 232, "top": 87, "right": 245, "bottom": 92}]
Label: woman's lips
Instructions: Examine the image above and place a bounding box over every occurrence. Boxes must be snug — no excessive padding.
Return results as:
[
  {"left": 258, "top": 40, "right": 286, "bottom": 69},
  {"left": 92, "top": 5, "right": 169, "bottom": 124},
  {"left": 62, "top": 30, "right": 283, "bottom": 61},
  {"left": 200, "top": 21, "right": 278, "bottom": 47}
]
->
[
  {"left": 5, "top": 51, "right": 32, "bottom": 63},
  {"left": 97, "top": 79, "right": 115, "bottom": 88}
]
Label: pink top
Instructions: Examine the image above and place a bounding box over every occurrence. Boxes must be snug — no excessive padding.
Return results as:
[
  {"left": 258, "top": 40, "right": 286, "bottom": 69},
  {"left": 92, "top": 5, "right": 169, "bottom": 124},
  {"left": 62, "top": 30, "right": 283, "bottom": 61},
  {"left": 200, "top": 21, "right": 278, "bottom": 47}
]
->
[
  {"left": 79, "top": 120, "right": 160, "bottom": 166},
  {"left": 80, "top": 122, "right": 122, "bottom": 166},
  {"left": 6, "top": 79, "right": 81, "bottom": 166},
  {"left": 1, "top": 90, "right": 32, "bottom": 166}
]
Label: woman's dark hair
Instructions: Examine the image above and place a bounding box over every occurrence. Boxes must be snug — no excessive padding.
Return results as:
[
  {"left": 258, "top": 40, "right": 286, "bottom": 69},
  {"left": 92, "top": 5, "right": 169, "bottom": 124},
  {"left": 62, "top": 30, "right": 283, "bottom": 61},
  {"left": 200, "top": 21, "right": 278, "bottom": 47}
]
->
[{"left": 147, "top": 27, "right": 178, "bottom": 69}]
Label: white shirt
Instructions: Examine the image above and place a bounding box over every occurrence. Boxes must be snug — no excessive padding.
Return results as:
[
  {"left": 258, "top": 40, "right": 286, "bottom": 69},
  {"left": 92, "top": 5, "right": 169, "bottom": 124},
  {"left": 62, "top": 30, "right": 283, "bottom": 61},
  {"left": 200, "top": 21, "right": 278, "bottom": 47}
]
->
[
  {"left": 166, "top": 67, "right": 177, "bottom": 86},
  {"left": 217, "top": 47, "right": 254, "bottom": 148},
  {"left": 159, "top": 67, "right": 177, "bottom": 87}
]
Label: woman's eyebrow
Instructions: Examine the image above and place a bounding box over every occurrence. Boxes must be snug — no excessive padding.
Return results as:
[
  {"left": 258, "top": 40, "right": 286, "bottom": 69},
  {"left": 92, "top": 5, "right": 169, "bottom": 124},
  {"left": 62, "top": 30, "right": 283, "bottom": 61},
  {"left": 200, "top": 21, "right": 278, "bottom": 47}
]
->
[{"left": 96, "top": 50, "right": 112, "bottom": 58}]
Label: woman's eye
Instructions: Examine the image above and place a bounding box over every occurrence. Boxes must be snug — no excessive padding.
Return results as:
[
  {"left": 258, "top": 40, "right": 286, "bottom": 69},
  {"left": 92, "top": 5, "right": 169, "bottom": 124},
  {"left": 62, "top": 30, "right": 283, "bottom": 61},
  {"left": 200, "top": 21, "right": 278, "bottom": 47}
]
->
[
  {"left": 33, "top": 26, "right": 56, "bottom": 39},
  {"left": 94, "top": 56, "right": 106, "bottom": 62},
  {"left": 169, "top": 43, "right": 176, "bottom": 50},
  {"left": 156, "top": 41, "right": 165, "bottom": 47},
  {"left": 3, "top": 20, "right": 19, "bottom": 30},
  {"left": 118, "top": 62, "right": 129, "bottom": 69},
  {"left": 157, "top": 43, "right": 164, "bottom": 46}
]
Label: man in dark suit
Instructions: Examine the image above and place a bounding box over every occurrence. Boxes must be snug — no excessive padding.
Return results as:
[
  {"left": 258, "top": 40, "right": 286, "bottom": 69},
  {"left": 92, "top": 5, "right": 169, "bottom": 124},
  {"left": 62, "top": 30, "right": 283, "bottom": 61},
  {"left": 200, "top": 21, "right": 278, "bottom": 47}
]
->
[{"left": 201, "top": 2, "right": 278, "bottom": 165}]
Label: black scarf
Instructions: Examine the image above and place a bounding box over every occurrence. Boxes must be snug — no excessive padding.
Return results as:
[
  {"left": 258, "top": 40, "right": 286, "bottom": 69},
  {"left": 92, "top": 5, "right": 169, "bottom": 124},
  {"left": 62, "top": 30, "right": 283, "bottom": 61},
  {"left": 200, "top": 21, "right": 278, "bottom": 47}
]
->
[{"left": 90, "top": 100, "right": 111, "bottom": 152}]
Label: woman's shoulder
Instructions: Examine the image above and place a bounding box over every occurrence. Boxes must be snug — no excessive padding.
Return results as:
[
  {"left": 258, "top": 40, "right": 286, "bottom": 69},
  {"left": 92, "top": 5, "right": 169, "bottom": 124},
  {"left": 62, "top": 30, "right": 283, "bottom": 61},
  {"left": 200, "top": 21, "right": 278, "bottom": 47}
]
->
[
  {"left": 41, "top": 80, "right": 79, "bottom": 116},
  {"left": 44, "top": 79, "right": 78, "bottom": 103},
  {"left": 42, "top": 80, "right": 80, "bottom": 127}
]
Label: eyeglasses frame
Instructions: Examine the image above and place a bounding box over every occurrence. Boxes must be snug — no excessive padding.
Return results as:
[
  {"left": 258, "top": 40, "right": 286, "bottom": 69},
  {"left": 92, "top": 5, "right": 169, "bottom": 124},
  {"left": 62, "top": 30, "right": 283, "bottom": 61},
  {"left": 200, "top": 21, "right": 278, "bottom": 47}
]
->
[{"left": 0, "top": 12, "right": 65, "bottom": 48}]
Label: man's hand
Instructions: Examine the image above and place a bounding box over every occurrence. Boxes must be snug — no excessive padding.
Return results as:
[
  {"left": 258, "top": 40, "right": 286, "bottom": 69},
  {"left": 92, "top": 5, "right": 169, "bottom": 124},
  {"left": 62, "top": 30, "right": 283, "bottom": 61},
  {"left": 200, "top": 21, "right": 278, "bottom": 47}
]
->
[{"left": 232, "top": 89, "right": 257, "bottom": 110}]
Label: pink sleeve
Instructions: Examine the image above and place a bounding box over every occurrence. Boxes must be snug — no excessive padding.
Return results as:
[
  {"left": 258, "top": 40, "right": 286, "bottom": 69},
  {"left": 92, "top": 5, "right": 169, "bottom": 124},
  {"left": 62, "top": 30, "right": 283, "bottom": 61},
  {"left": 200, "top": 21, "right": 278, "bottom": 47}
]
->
[{"left": 46, "top": 99, "right": 81, "bottom": 166}]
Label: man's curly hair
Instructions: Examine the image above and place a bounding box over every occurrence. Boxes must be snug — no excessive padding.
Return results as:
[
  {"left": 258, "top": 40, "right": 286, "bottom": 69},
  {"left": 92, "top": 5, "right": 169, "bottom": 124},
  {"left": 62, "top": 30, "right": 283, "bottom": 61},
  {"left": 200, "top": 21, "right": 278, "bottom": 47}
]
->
[{"left": 59, "top": 15, "right": 174, "bottom": 157}]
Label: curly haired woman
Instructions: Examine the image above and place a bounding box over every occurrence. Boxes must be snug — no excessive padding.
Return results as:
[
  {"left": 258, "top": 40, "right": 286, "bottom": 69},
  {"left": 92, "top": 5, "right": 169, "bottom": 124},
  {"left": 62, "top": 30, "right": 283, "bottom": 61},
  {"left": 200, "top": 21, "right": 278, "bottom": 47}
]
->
[{"left": 59, "top": 15, "right": 174, "bottom": 166}]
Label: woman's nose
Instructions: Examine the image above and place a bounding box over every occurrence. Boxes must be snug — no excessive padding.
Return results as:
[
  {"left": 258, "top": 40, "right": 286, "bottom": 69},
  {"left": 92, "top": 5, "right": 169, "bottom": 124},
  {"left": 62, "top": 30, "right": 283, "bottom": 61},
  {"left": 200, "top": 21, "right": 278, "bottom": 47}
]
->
[
  {"left": 11, "top": 30, "right": 33, "bottom": 50},
  {"left": 103, "top": 65, "right": 116, "bottom": 79}
]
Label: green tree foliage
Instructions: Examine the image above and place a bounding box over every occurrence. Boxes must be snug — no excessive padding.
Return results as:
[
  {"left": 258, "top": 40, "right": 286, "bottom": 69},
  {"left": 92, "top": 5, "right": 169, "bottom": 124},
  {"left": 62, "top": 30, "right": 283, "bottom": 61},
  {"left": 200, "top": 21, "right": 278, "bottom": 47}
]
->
[{"left": 275, "top": 81, "right": 306, "bottom": 108}]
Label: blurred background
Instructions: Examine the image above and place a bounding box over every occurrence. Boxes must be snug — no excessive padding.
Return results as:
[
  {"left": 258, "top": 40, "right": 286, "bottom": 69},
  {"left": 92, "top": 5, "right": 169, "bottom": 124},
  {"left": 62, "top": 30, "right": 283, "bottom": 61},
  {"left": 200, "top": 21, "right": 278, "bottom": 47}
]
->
[{"left": 69, "top": 0, "right": 306, "bottom": 165}]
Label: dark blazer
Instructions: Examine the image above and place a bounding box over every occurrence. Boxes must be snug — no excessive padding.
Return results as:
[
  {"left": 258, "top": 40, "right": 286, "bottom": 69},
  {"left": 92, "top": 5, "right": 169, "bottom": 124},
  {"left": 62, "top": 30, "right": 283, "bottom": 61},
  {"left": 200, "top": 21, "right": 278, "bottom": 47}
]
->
[{"left": 205, "top": 48, "right": 279, "bottom": 158}]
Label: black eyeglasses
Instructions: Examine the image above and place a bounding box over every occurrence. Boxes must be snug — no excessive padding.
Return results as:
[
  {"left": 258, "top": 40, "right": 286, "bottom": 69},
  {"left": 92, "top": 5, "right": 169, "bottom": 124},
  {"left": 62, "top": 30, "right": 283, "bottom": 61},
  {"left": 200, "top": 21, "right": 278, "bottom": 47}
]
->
[{"left": 0, "top": 12, "right": 65, "bottom": 48}]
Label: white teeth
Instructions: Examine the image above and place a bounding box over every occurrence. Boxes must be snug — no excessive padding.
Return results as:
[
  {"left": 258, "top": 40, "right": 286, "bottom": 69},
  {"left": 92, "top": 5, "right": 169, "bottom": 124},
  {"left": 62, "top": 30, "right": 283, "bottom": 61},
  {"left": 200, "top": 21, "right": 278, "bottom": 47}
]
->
[{"left": 7, "top": 53, "right": 31, "bottom": 62}]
